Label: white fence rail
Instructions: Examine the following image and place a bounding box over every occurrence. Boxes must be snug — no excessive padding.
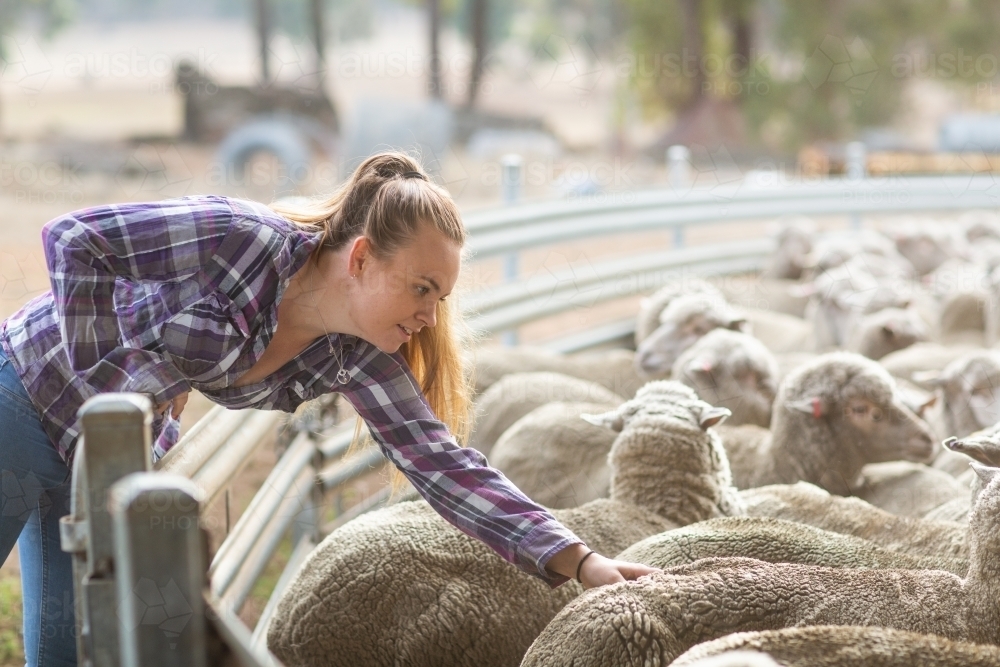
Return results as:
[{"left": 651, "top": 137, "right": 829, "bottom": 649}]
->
[{"left": 61, "top": 171, "right": 1000, "bottom": 665}]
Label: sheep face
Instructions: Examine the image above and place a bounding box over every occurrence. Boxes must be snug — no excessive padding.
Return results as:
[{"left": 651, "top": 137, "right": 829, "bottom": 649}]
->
[
  {"left": 583, "top": 381, "right": 731, "bottom": 434},
  {"left": 635, "top": 298, "right": 747, "bottom": 378},
  {"left": 808, "top": 263, "right": 912, "bottom": 347},
  {"left": 673, "top": 330, "right": 779, "bottom": 428},
  {"left": 851, "top": 308, "right": 929, "bottom": 360},
  {"left": 944, "top": 427, "right": 1000, "bottom": 469},
  {"left": 779, "top": 353, "right": 935, "bottom": 467},
  {"left": 934, "top": 352, "right": 1000, "bottom": 439}
]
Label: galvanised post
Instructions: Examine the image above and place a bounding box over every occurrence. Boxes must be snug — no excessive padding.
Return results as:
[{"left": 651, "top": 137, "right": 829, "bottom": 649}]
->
[
  {"left": 501, "top": 153, "right": 523, "bottom": 346},
  {"left": 110, "top": 473, "right": 207, "bottom": 667}
]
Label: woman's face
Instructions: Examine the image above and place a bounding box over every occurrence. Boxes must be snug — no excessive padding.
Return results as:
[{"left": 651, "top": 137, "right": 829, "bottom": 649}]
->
[{"left": 349, "top": 223, "right": 461, "bottom": 353}]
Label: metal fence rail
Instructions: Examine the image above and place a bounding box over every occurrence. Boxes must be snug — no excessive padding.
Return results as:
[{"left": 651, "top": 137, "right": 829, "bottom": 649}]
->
[{"left": 61, "top": 169, "right": 1000, "bottom": 665}]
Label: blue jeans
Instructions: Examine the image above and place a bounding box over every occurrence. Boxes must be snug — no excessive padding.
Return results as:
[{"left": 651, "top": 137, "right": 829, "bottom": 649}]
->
[{"left": 0, "top": 347, "right": 76, "bottom": 667}]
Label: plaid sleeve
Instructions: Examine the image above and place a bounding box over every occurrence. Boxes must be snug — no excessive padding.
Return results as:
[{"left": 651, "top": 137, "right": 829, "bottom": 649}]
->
[
  {"left": 41, "top": 197, "right": 232, "bottom": 403},
  {"left": 338, "top": 341, "right": 585, "bottom": 588}
]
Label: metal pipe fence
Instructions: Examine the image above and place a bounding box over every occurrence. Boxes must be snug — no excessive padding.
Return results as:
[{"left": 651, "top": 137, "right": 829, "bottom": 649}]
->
[{"left": 60, "top": 164, "right": 1000, "bottom": 665}]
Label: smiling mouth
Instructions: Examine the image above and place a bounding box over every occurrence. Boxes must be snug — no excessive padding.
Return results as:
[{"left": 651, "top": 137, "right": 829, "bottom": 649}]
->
[{"left": 398, "top": 324, "right": 413, "bottom": 337}]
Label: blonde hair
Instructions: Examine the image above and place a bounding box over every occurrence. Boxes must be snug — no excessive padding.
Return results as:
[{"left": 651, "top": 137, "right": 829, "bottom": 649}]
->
[{"left": 270, "top": 151, "right": 474, "bottom": 496}]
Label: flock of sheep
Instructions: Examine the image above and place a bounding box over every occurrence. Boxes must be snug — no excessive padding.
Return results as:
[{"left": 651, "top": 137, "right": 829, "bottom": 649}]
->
[{"left": 268, "top": 211, "right": 1000, "bottom": 666}]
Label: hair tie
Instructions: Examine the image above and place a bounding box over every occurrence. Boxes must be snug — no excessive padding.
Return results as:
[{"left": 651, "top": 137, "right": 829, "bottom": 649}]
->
[{"left": 401, "top": 170, "right": 427, "bottom": 181}]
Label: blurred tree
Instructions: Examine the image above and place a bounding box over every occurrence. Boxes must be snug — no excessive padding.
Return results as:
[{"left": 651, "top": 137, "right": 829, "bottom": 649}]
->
[{"left": 624, "top": 0, "right": 1000, "bottom": 151}]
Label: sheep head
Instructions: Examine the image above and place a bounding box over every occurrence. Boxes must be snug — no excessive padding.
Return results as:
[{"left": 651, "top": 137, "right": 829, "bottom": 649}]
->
[
  {"left": 671, "top": 329, "right": 779, "bottom": 428},
  {"left": 583, "top": 381, "right": 744, "bottom": 522},
  {"left": 634, "top": 296, "right": 748, "bottom": 378},
  {"left": 932, "top": 352, "right": 1000, "bottom": 440},
  {"left": 774, "top": 352, "right": 935, "bottom": 491}
]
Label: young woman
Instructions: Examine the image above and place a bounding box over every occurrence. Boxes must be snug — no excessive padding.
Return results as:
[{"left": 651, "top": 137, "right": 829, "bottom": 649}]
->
[{"left": 0, "top": 151, "right": 658, "bottom": 666}]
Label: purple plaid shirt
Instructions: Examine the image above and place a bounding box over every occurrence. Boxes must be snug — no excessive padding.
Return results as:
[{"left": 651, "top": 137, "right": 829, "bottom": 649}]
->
[{"left": 0, "top": 194, "right": 583, "bottom": 586}]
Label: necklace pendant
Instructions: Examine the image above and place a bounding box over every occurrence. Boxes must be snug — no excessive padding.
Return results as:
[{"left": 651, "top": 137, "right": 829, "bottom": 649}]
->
[{"left": 336, "top": 368, "right": 350, "bottom": 385}]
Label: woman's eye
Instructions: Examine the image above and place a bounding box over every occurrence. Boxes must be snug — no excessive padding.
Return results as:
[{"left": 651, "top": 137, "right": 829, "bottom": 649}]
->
[{"left": 416, "top": 285, "right": 430, "bottom": 296}]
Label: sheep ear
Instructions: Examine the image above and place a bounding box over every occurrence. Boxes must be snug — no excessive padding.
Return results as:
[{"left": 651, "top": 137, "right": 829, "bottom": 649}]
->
[
  {"left": 786, "top": 396, "right": 825, "bottom": 418},
  {"left": 697, "top": 405, "right": 731, "bottom": 430},
  {"left": 727, "top": 317, "right": 749, "bottom": 333},
  {"left": 971, "top": 462, "right": 1000, "bottom": 487},
  {"left": 912, "top": 370, "right": 943, "bottom": 387},
  {"left": 882, "top": 324, "right": 896, "bottom": 339},
  {"left": 581, "top": 411, "right": 625, "bottom": 433}
]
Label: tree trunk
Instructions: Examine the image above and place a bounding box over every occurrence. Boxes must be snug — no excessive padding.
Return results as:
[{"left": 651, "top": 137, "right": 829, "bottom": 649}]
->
[
  {"left": 678, "top": 0, "right": 705, "bottom": 109},
  {"left": 466, "top": 0, "right": 488, "bottom": 107},
  {"left": 730, "top": 0, "right": 752, "bottom": 102},
  {"left": 310, "top": 0, "right": 326, "bottom": 90},
  {"left": 255, "top": 0, "right": 272, "bottom": 85},
  {"left": 429, "top": 0, "right": 443, "bottom": 98}
]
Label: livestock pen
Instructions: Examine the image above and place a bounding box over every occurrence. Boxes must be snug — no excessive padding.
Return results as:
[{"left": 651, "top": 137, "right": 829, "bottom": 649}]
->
[{"left": 61, "top": 158, "right": 1000, "bottom": 665}]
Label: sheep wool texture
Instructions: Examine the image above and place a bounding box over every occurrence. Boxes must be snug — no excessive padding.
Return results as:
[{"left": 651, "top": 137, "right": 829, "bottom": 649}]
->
[
  {"left": 487, "top": 401, "right": 620, "bottom": 509},
  {"left": 615, "top": 516, "right": 966, "bottom": 576},
  {"left": 634, "top": 277, "right": 726, "bottom": 345},
  {"left": 470, "top": 346, "right": 643, "bottom": 398},
  {"left": 522, "top": 471, "right": 1000, "bottom": 666},
  {"left": 267, "top": 381, "right": 744, "bottom": 667},
  {"left": 741, "top": 482, "right": 969, "bottom": 561},
  {"left": 468, "top": 372, "right": 624, "bottom": 458},
  {"left": 671, "top": 626, "right": 1000, "bottom": 667},
  {"left": 719, "top": 351, "right": 933, "bottom": 494}
]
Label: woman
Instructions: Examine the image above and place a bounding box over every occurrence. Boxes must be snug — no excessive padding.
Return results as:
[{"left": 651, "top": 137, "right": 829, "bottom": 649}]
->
[{"left": 0, "top": 151, "right": 658, "bottom": 666}]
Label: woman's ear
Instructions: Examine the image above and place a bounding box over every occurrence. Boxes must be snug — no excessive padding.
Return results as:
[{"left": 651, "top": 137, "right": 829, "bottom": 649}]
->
[{"left": 348, "top": 236, "right": 370, "bottom": 276}]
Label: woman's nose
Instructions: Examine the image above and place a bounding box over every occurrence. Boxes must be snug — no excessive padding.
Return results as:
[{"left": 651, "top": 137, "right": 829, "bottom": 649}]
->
[{"left": 417, "top": 302, "right": 437, "bottom": 328}]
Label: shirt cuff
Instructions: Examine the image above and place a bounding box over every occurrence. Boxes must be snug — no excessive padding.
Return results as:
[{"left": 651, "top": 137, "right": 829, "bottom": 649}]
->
[{"left": 516, "top": 518, "right": 587, "bottom": 589}]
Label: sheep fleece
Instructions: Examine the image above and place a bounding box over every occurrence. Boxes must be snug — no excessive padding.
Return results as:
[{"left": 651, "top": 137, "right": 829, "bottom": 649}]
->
[
  {"left": 266, "top": 499, "right": 668, "bottom": 667},
  {"left": 521, "top": 558, "right": 977, "bottom": 667}
]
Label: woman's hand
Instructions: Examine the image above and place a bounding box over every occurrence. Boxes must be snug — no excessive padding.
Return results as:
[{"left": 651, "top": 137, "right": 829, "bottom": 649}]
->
[
  {"left": 546, "top": 543, "right": 661, "bottom": 590},
  {"left": 155, "top": 391, "right": 189, "bottom": 420}
]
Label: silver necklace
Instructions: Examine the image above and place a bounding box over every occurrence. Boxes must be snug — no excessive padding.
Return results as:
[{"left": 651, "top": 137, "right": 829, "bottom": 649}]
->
[{"left": 327, "top": 333, "right": 351, "bottom": 385}]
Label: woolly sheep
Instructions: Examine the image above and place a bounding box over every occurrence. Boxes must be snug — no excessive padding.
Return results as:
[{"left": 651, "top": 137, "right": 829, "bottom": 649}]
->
[
  {"left": 267, "top": 381, "right": 743, "bottom": 667},
  {"left": 718, "top": 352, "right": 934, "bottom": 494},
  {"left": 806, "top": 229, "right": 913, "bottom": 278},
  {"left": 468, "top": 372, "right": 624, "bottom": 457},
  {"left": 714, "top": 276, "right": 810, "bottom": 318},
  {"left": 615, "top": 516, "right": 965, "bottom": 576},
  {"left": 671, "top": 329, "right": 779, "bottom": 428},
  {"left": 852, "top": 461, "right": 971, "bottom": 519},
  {"left": 762, "top": 217, "right": 816, "bottom": 281},
  {"left": 924, "top": 429, "right": 1000, "bottom": 522},
  {"left": 804, "top": 259, "right": 914, "bottom": 350},
  {"left": 470, "top": 345, "right": 643, "bottom": 398},
  {"left": 520, "top": 466, "right": 1000, "bottom": 667},
  {"left": 741, "top": 481, "right": 968, "bottom": 560},
  {"left": 740, "top": 309, "right": 814, "bottom": 354},
  {"left": 671, "top": 626, "right": 1000, "bottom": 667},
  {"left": 488, "top": 401, "right": 620, "bottom": 509},
  {"left": 884, "top": 217, "right": 967, "bottom": 276},
  {"left": 635, "top": 293, "right": 748, "bottom": 378},
  {"left": 926, "top": 258, "right": 989, "bottom": 342},
  {"left": 634, "top": 277, "right": 728, "bottom": 345},
  {"left": 879, "top": 342, "right": 978, "bottom": 387},
  {"left": 920, "top": 351, "right": 1000, "bottom": 475},
  {"left": 845, "top": 307, "right": 929, "bottom": 360}
]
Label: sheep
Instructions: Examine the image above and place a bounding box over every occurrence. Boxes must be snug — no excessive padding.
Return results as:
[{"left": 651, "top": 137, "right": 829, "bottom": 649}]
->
[
  {"left": 805, "top": 229, "right": 913, "bottom": 278},
  {"left": 635, "top": 293, "right": 748, "bottom": 378},
  {"left": 923, "top": 429, "right": 1000, "bottom": 522},
  {"left": 852, "top": 461, "right": 971, "bottom": 519},
  {"left": 519, "top": 466, "right": 1000, "bottom": 667},
  {"left": 761, "top": 217, "right": 815, "bottom": 281},
  {"left": 717, "top": 352, "right": 934, "bottom": 495},
  {"left": 671, "top": 329, "right": 779, "bottom": 428},
  {"left": 634, "top": 277, "right": 728, "bottom": 345},
  {"left": 468, "top": 372, "right": 624, "bottom": 457},
  {"left": 615, "top": 516, "right": 966, "bottom": 576},
  {"left": 845, "top": 307, "right": 929, "bottom": 360},
  {"left": 879, "top": 342, "right": 978, "bottom": 387},
  {"left": 918, "top": 351, "right": 1000, "bottom": 475},
  {"left": 675, "top": 650, "right": 782, "bottom": 667},
  {"left": 267, "top": 381, "right": 744, "bottom": 667},
  {"left": 488, "top": 401, "right": 620, "bottom": 509},
  {"left": 883, "top": 217, "right": 967, "bottom": 276},
  {"left": 803, "top": 259, "right": 914, "bottom": 350},
  {"left": 470, "top": 345, "right": 644, "bottom": 398},
  {"left": 926, "top": 258, "right": 989, "bottom": 344},
  {"left": 740, "top": 481, "right": 969, "bottom": 561},
  {"left": 671, "top": 626, "right": 1000, "bottom": 667},
  {"left": 740, "top": 309, "right": 814, "bottom": 354},
  {"left": 713, "top": 275, "right": 810, "bottom": 318}
]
